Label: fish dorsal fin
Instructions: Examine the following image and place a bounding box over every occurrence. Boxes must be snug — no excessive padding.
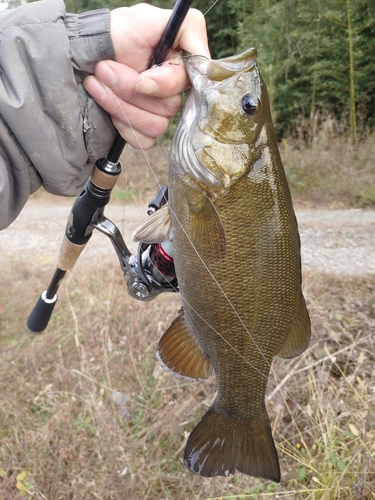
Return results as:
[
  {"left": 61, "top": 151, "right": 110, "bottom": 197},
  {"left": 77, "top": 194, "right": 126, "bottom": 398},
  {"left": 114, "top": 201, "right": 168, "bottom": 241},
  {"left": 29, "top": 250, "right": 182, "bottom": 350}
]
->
[
  {"left": 186, "top": 188, "right": 226, "bottom": 260},
  {"left": 277, "top": 295, "right": 311, "bottom": 359},
  {"left": 132, "top": 203, "right": 171, "bottom": 244},
  {"left": 157, "top": 308, "right": 212, "bottom": 381}
]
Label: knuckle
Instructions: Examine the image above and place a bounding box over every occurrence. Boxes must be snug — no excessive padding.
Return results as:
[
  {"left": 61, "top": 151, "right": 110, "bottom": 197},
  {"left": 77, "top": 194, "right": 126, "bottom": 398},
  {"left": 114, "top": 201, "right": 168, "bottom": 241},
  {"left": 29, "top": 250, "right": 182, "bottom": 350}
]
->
[
  {"left": 111, "top": 117, "right": 127, "bottom": 135},
  {"left": 113, "top": 115, "right": 168, "bottom": 145},
  {"left": 130, "top": 135, "right": 156, "bottom": 150},
  {"left": 164, "top": 95, "right": 182, "bottom": 117},
  {"left": 147, "top": 116, "right": 170, "bottom": 137},
  {"left": 142, "top": 137, "right": 157, "bottom": 150},
  {"left": 190, "top": 8, "right": 206, "bottom": 27}
]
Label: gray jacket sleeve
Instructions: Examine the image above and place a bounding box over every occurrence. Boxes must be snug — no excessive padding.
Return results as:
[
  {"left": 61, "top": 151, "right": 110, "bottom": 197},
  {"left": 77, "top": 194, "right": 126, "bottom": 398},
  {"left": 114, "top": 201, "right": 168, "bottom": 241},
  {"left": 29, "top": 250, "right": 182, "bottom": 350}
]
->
[{"left": 0, "top": 0, "right": 118, "bottom": 230}]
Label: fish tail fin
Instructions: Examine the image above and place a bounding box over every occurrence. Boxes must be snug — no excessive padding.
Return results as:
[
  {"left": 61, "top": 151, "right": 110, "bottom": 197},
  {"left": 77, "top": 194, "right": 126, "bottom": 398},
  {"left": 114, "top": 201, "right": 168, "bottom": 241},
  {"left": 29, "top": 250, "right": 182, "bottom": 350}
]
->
[{"left": 184, "top": 405, "right": 280, "bottom": 482}]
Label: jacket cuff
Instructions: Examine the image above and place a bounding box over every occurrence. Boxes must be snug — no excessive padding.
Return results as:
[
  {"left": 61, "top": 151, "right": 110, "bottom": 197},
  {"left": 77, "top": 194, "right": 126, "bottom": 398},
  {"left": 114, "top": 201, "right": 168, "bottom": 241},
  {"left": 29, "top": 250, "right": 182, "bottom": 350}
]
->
[{"left": 65, "top": 9, "right": 115, "bottom": 82}]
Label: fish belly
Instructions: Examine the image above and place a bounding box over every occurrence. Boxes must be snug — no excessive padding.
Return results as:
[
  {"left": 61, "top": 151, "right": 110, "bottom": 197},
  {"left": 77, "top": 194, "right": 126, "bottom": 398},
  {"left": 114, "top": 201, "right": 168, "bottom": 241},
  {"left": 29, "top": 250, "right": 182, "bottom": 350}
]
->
[{"left": 168, "top": 163, "right": 304, "bottom": 480}]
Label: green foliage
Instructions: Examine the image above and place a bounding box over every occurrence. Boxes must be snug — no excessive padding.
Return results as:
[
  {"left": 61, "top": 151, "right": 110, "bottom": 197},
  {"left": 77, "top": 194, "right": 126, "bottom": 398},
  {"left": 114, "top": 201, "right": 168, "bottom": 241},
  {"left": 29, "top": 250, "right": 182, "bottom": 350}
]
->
[
  {"left": 63, "top": 0, "right": 132, "bottom": 12},
  {"left": 73, "top": 412, "right": 97, "bottom": 435},
  {"left": 192, "top": 0, "right": 240, "bottom": 58},
  {"left": 18, "top": 0, "right": 375, "bottom": 137},
  {"left": 237, "top": 0, "right": 375, "bottom": 139},
  {"left": 111, "top": 187, "right": 140, "bottom": 202},
  {"left": 351, "top": 184, "right": 375, "bottom": 207}
]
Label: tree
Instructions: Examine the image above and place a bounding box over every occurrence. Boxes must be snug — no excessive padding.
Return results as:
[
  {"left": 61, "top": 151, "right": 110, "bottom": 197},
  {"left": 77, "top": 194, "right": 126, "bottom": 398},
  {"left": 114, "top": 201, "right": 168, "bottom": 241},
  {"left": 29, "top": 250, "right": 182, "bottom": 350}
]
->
[
  {"left": 193, "top": 0, "right": 239, "bottom": 58},
  {"left": 236, "top": 0, "right": 375, "bottom": 139},
  {"left": 13, "top": 0, "right": 375, "bottom": 137}
]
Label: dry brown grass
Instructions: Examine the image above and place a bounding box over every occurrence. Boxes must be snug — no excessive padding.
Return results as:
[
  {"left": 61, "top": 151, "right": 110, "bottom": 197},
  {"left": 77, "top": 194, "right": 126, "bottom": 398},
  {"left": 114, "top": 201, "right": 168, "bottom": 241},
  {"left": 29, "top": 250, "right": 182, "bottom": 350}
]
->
[
  {"left": 109, "top": 133, "right": 375, "bottom": 211},
  {"left": 0, "top": 257, "right": 374, "bottom": 499},
  {"left": 280, "top": 132, "right": 375, "bottom": 209},
  {"left": 1, "top": 136, "right": 375, "bottom": 499},
  {"left": 30, "top": 133, "right": 375, "bottom": 210}
]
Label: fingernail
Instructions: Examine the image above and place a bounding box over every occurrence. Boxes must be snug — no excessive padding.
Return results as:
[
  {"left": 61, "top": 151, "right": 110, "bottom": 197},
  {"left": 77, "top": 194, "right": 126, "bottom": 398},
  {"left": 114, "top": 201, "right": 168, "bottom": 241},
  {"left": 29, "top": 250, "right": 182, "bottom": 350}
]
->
[
  {"left": 83, "top": 76, "right": 107, "bottom": 100},
  {"left": 134, "top": 77, "right": 159, "bottom": 95},
  {"left": 96, "top": 61, "right": 118, "bottom": 88}
]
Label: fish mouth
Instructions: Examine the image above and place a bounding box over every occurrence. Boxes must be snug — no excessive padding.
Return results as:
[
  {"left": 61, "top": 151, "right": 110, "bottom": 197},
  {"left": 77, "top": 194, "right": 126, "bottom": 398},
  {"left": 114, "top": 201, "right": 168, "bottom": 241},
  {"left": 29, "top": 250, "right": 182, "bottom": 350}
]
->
[
  {"left": 183, "top": 48, "right": 257, "bottom": 82},
  {"left": 172, "top": 48, "right": 262, "bottom": 191},
  {"left": 181, "top": 47, "right": 261, "bottom": 138}
]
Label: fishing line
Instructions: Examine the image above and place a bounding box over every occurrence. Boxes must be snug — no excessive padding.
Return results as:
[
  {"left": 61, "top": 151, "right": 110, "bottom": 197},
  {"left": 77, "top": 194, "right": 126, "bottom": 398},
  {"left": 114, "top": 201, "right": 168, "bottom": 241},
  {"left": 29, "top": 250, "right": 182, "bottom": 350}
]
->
[
  {"left": 125, "top": 0, "right": 277, "bottom": 369},
  {"left": 154, "top": 5, "right": 373, "bottom": 488},
  {"left": 146, "top": 0, "right": 221, "bottom": 71},
  {"left": 109, "top": 84, "right": 272, "bottom": 369},
  {"left": 112, "top": 95, "right": 372, "bottom": 495},
  {"left": 108, "top": 97, "right": 273, "bottom": 385},
  {"left": 107, "top": 5, "right": 372, "bottom": 493}
]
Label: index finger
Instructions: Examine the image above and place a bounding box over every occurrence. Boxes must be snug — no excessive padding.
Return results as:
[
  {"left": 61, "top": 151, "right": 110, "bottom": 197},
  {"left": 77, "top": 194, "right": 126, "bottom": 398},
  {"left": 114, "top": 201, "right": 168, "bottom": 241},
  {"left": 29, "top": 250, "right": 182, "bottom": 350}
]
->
[
  {"left": 135, "top": 8, "right": 210, "bottom": 98},
  {"left": 174, "top": 8, "right": 210, "bottom": 58}
]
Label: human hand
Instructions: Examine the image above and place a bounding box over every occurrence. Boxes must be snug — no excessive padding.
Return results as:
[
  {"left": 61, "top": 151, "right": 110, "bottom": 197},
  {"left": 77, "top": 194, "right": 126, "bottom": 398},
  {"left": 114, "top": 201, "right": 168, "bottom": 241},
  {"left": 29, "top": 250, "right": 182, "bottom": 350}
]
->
[{"left": 83, "top": 3, "right": 209, "bottom": 149}]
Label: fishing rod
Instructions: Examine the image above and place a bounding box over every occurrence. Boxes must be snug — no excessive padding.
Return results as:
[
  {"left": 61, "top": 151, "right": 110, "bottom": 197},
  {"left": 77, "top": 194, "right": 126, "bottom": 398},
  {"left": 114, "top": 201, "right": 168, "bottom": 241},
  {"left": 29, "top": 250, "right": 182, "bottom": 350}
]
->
[{"left": 27, "top": 0, "right": 193, "bottom": 333}]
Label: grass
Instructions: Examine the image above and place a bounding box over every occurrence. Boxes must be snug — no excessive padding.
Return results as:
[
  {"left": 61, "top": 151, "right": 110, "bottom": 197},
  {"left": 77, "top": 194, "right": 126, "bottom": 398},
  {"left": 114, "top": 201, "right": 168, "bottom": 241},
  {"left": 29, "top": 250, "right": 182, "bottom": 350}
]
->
[
  {"left": 0, "top": 259, "right": 374, "bottom": 499},
  {"left": 107, "top": 133, "right": 375, "bottom": 210},
  {"left": 280, "top": 133, "right": 375, "bottom": 209},
  {"left": 29, "top": 134, "right": 375, "bottom": 210},
  {"left": 1, "top": 135, "right": 374, "bottom": 499}
]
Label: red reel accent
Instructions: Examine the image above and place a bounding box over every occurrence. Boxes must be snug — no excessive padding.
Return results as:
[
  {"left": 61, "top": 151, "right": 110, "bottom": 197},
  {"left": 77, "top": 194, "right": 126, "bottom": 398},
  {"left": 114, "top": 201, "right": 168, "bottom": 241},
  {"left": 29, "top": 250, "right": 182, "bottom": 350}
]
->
[{"left": 150, "top": 243, "right": 176, "bottom": 277}]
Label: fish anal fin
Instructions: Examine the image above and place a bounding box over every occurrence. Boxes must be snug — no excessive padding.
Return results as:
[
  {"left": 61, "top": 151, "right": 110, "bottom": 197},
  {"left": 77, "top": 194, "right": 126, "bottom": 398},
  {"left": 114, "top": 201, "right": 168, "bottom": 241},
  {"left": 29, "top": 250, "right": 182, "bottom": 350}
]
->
[
  {"left": 157, "top": 309, "right": 212, "bottom": 381},
  {"left": 277, "top": 295, "right": 311, "bottom": 359},
  {"left": 184, "top": 405, "right": 280, "bottom": 482},
  {"left": 186, "top": 189, "right": 226, "bottom": 260},
  {"left": 132, "top": 203, "right": 171, "bottom": 244}
]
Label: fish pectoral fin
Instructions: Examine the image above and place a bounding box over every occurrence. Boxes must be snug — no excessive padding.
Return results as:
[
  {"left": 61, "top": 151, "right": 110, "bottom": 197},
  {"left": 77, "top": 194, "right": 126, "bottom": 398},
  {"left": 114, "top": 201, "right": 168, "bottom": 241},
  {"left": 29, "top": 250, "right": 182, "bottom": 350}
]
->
[
  {"left": 132, "top": 204, "right": 171, "bottom": 243},
  {"left": 277, "top": 295, "right": 311, "bottom": 359},
  {"left": 184, "top": 404, "right": 280, "bottom": 482},
  {"left": 187, "top": 191, "right": 226, "bottom": 259},
  {"left": 157, "top": 308, "right": 212, "bottom": 381}
]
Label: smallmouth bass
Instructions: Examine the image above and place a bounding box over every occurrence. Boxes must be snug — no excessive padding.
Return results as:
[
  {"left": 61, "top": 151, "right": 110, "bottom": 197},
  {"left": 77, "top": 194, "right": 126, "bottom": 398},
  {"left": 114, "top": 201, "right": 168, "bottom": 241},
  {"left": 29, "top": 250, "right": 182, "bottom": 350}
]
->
[{"left": 133, "top": 48, "right": 311, "bottom": 482}]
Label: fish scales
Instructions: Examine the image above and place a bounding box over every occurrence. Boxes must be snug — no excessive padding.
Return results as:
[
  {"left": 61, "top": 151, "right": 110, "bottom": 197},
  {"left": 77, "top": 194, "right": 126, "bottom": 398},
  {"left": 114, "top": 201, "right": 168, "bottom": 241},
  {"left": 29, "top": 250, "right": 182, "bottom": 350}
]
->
[
  {"left": 133, "top": 48, "right": 310, "bottom": 482},
  {"left": 169, "top": 156, "right": 299, "bottom": 414}
]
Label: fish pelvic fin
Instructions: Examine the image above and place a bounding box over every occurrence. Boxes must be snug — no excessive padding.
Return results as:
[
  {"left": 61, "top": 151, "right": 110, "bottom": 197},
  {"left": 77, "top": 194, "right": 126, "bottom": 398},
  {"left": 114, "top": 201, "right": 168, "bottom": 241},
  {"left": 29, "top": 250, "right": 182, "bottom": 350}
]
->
[
  {"left": 157, "top": 309, "right": 212, "bottom": 381},
  {"left": 277, "top": 294, "right": 311, "bottom": 359},
  {"left": 132, "top": 203, "right": 171, "bottom": 243},
  {"left": 184, "top": 405, "right": 281, "bottom": 482}
]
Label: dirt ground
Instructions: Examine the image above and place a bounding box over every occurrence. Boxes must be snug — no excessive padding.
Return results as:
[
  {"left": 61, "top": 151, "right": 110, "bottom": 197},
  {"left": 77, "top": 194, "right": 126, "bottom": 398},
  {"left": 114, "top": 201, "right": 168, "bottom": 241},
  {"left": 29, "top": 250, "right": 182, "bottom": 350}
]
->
[
  {"left": 0, "top": 148, "right": 374, "bottom": 499},
  {"left": 1, "top": 193, "right": 374, "bottom": 276}
]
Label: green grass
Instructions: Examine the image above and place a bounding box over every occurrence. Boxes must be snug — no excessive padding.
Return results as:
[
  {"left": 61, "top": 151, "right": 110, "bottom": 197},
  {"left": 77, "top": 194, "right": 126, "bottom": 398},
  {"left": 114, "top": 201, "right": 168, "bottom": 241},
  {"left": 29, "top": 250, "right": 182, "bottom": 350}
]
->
[{"left": 111, "top": 188, "right": 140, "bottom": 203}]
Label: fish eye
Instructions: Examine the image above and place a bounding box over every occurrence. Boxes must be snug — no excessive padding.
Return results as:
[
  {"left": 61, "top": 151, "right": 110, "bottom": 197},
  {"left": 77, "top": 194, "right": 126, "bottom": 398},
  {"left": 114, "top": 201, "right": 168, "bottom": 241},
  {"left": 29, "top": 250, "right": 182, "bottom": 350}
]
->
[{"left": 241, "top": 94, "right": 260, "bottom": 115}]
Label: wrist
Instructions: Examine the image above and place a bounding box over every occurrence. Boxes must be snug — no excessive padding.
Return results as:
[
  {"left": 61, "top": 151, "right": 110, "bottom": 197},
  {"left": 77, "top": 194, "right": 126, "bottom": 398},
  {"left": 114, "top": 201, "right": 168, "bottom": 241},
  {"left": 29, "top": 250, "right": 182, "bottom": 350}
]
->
[{"left": 65, "top": 9, "right": 115, "bottom": 81}]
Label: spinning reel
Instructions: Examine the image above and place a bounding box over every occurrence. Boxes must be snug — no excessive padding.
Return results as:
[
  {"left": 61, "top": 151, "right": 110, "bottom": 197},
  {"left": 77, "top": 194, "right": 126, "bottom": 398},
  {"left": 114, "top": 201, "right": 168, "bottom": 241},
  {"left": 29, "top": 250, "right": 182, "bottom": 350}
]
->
[
  {"left": 93, "top": 183, "right": 178, "bottom": 302},
  {"left": 27, "top": 132, "right": 178, "bottom": 334},
  {"left": 27, "top": 0, "right": 191, "bottom": 333}
]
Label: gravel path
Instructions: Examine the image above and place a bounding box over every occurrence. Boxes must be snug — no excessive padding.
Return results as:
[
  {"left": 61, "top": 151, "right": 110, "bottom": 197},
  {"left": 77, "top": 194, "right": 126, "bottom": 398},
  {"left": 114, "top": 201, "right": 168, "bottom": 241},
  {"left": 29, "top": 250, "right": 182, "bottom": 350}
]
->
[
  {"left": 1, "top": 198, "right": 374, "bottom": 276},
  {"left": 296, "top": 208, "right": 375, "bottom": 275}
]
